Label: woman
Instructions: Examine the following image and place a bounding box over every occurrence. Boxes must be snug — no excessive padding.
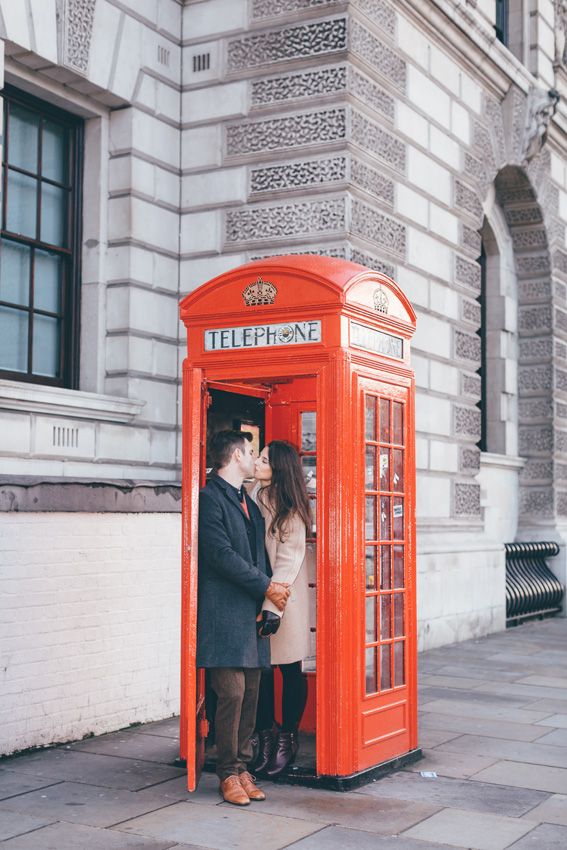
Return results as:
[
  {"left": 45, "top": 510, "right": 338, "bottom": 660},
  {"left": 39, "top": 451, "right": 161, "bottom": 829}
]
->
[{"left": 249, "top": 440, "right": 312, "bottom": 777}]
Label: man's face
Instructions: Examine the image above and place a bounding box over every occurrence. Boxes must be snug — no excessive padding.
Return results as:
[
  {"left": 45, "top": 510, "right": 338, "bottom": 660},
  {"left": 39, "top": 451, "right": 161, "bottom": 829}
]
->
[{"left": 236, "top": 440, "right": 256, "bottom": 478}]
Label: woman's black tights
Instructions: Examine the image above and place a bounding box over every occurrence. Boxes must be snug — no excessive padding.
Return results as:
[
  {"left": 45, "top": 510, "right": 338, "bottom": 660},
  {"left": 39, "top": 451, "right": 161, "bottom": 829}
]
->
[{"left": 255, "top": 662, "right": 308, "bottom": 732}]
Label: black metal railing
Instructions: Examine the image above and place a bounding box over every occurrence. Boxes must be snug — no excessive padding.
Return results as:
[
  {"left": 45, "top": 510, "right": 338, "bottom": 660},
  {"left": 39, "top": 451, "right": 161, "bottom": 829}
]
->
[{"left": 505, "top": 542, "right": 564, "bottom": 625}]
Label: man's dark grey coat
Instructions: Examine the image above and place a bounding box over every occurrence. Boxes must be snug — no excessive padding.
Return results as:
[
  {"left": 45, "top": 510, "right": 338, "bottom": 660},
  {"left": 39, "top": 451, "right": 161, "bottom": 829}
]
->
[{"left": 197, "top": 473, "right": 272, "bottom": 668}]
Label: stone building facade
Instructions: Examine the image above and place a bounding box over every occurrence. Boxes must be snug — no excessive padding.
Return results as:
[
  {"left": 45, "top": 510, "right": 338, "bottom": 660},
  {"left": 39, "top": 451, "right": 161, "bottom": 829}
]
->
[{"left": 1, "top": 0, "right": 567, "bottom": 753}]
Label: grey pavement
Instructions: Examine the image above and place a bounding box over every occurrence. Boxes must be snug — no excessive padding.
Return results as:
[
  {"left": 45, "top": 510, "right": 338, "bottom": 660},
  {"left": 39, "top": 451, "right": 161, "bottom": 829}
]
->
[{"left": 1, "top": 618, "right": 567, "bottom": 849}]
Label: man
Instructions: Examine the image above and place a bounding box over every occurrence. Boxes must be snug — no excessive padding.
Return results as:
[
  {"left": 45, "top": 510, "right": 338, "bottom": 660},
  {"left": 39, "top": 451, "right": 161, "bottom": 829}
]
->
[{"left": 197, "top": 429, "right": 290, "bottom": 805}]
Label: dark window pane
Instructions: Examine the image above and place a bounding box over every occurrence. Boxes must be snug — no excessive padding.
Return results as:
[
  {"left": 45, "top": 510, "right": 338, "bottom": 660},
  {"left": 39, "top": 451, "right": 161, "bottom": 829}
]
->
[
  {"left": 380, "top": 448, "right": 390, "bottom": 489},
  {"left": 365, "top": 596, "right": 377, "bottom": 643},
  {"left": 365, "top": 546, "right": 376, "bottom": 590},
  {"left": 6, "top": 171, "right": 37, "bottom": 238},
  {"left": 365, "top": 446, "right": 376, "bottom": 490},
  {"left": 380, "top": 545, "right": 392, "bottom": 590},
  {"left": 365, "top": 647, "right": 377, "bottom": 694},
  {"left": 302, "top": 455, "right": 317, "bottom": 494},
  {"left": 380, "top": 594, "right": 391, "bottom": 640},
  {"left": 32, "top": 314, "right": 60, "bottom": 377},
  {"left": 379, "top": 398, "right": 390, "bottom": 443},
  {"left": 42, "top": 119, "right": 68, "bottom": 183},
  {"left": 393, "top": 402, "right": 403, "bottom": 445},
  {"left": 8, "top": 103, "right": 39, "bottom": 172},
  {"left": 394, "top": 641, "right": 405, "bottom": 687},
  {"left": 393, "top": 545, "right": 404, "bottom": 589},
  {"left": 0, "top": 305, "right": 28, "bottom": 371},
  {"left": 380, "top": 644, "right": 391, "bottom": 691},
  {"left": 393, "top": 497, "right": 404, "bottom": 540},
  {"left": 365, "top": 496, "right": 376, "bottom": 540},
  {"left": 34, "top": 250, "right": 62, "bottom": 313},
  {"left": 380, "top": 495, "right": 391, "bottom": 540},
  {"left": 394, "top": 592, "right": 405, "bottom": 638},
  {"left": 40, "top": 182, "right": 67, "bottom": 247},
  {"left": 365, "top": 395, "right": 376, "bottom": 440},
  {"left": 393, "top": 449, "right": 404, "bottom": 492},
  {"left": 0, "top": 239, "right": 30, "bottom": 306}
]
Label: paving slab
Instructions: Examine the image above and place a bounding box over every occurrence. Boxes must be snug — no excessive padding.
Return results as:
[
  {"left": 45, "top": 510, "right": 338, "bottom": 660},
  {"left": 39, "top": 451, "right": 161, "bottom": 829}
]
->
[
  {"left": 235, "top": 780, "right": 441, "bottom": 834},
  {"left": 420, "top": 674, "right": 485, "bottom": 690},
  {"left": 433, "top": 665, "right": 524, "bottom": 683},
  {"left": 1, "top": 820, "right": 179, "bottom": 849},
  {"left": 355, "top": 771, "right": 548, "bottom": 816},
  {"left": 402, "top": 808, "right": 536, "bottom": 850},
  {"left": 518, "top": 675, "right": 567, "bottom": 689},
  {"left": 0, "top": 808, "right": 56, "bottom": 841},
  {"left": 404, "top": 747, "right": 498, "bottom": 779},
  {"left": 282, "top": 824, "right": 453, "bottom": 850},
  {"left": 419, "top": 699, "right": 551, "bottom": 724},
  {"left": 130, "top": 719, "right": 180, "bottom": 740},
  {"left": 437, "top": 733, "right": 567, "bottom": 768},
  {"left": 530, "top": 728, "right": 567, "bottom": 747},
  {"left": 470, "top": 760, "right": 567, "bottom": 794},
  {"left": 505, "top": 822, "right": 567, "bottom": 849},
  {"left": 519, "top": 698, "right": 567, "bottom": 714},
  {"left": 535, "top": 714, "right": 567, "bottom": 729},
  {"left": 135, "top": 771, "right": 223, "bottom": 808},
  {"left": 0, "top": 750, "right": 185, "bottom": 791},
  {"left": 521, "top": 794, "right": 567, "bottom": 826},
  {"left": 418, "top": 728, "right": 463, "bottom": 749},
  {"left": 69, "top": 732, "right": 180, "bottom": 764},
  {"left": 0, "top": 768, "right": 63, "bottom": 801},
  {"left": 476, "top": 682, "right": 567, "bottom": 702},
  {"left": 0, "top": 781, "right": 182, "bottom": 828},
  {"left": 113, "top": 801, "right": 323, "bottom": 850},
  {"left": 419, "top": 713, "right": 549, "bottom": 742}
]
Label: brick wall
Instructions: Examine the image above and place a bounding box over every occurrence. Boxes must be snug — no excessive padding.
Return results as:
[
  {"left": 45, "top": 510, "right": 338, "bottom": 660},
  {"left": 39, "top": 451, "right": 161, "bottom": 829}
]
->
[{"left": 0, "top": 512, "right": 180, "bottom": 756}]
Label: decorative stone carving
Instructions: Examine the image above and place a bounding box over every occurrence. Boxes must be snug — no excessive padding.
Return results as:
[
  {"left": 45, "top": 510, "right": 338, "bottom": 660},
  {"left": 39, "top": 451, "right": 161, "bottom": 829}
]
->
[
  {"left": 461, "top": 225, "right": 482, "bottom": 257},
  {"left": 520, "top": 488, "right": 553, "bottom": 516},
  {"left": 252, "top": 66, "right": 347, "bottom": 106},
  {"left": 226, "top": 198, "right": 346, "bottom": 243},
  {"left": 350, "top": 20, "right": 406, "bottom": 91},
  {"left": 520, "top": 460, "right": 552, "bottom": 481},
  {"left": 519, "top": 426, "right": 552, "bottom": 453},
  {"left": 518, "top": 279, "right": 552, "bottom": 301},
  {"left": 454, "top": 181, "right": 483, "bottom": 224},
  {"left": 519, "top": 337, "right": 553, "bottom": 361},
  {"left": 462, "top": 373, "right": 481, "bottom": 397},
  {"left": 228, "top": 18, "right": 347, "bottom": 71},
  {"left": 557, "top": 492, "right": 567, "bottom": 516},
  {"left": 351, "top": 159, "right": 394, "bottom": 206},
  {"left": 351, "top": 111, "right": 406, "bottom": 173},
  {"left": 553, "top": 249, "right": 567, "bottom": 275},
  {"left": 454, "top": 405, "right": 481, "bottom": 437},
  {"left": 556, "top": 341, "right": 567, "bottom": 359},
  {"left": 226, "top": 108, "right": 347, "bottom": 156},
  {"left": 516, "top": 255, "right": 550, "bottom": 275},
  {"left": 558, "top": 402, "right": 567, "bottom": 418},
  {"left": 505, "top": 206, "right": 543, "bottom": 226},
  {"left": 511, "top": 228, "right": 548, "bottom": 251},
  {"left": 461, "top": 298, "right": 481, "bottom": 325},
  {"left": 519, "top": 305, "right": 553, "bottom": 333},
  {"left": 554, "top": 1, "right": 567, "bottom": 64},
  {"left": 454, "top": 482, "right": 481, "bottom": 516},
  {"left": 455, "top": 330, "right": 481, "bottom": 362},
  {"left": 250, "top": 246, "right": 346, "bottom": 260},
  {"left": 350, "top": 69, "right": 394, "bottom": 120},
  {"left": 521, "top": 87, "right": 560, "bottom": 165},
  {"left": 519, "top": 398, "right": 553, "bottom": 420},
  {"left": 519, "top": 365, "right": 553, "bottom": 392},
  {"left": 484, "top": 98, "right": 507, "bottom": 166},
  {"left": 350, "top": 200, "right": 406, "bottom": 257},
  {"left": 555, "top": 308, "right": 567, "bottom": 334},
  {"left": 348, "top": 247, "right": 395, "bottom": 278},
  {"left": 57, "top": 0, "right": 96, "bottom": 74},
  {"left": 557, "top": 429, "right": 567, "bottom": 452},
  {"left": 252, "top": 0, "right": 341, "bottom": 18},
  {"left": 464, "top": 153, "right": 486, "bottom": 183},
  {"left": 460, "top": 447, "right": 480, "bottom": 471},
  {"left": 352, "top": 0, "right": 396, "bottom": 37},
  {"left": 250, "top": 156, "right": 347, "bottom": 194},
  {"left": 556, "top": 369, "right": 567, "bottom": 391},
  {"left": 455, "top": 256, "right": 481, "bottom": 291},
  {"left": 472, "top": 122, "right": 497, "bottom": 172}
]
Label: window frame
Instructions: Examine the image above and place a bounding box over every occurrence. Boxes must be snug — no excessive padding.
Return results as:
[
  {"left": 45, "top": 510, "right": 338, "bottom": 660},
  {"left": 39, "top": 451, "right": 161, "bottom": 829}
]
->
[{"left": 0, "top": 84, "right": 83, "bottom": 389}]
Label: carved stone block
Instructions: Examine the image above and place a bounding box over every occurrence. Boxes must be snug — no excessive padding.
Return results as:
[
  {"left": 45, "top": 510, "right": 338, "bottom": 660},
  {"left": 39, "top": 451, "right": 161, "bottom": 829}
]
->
[
  {"left": 454, "top": 181, "right": 483, "bottom": 224},
  {"left": 454, "top": 482, "right": 481, "bottom": 516},
  {"left": 60, "top": 0, "right": 96, "bottom": 74},
  {"left": 455, "top": 330, "right": 481, "bottom": 362},
  {"left": 557, "top": 341, "right": 567, "bottom": 360},
  {"left": 505, "top": 206, "right": 543, "bottom": 226},
  {"left": 455, "top": 255, "right": 481, "bottom": 290},
  {"left": 520, "top": 460, "right": 552, "bottom": 482},
  {"left": 557, "top": 429, "right": 567, "bottom": 453},
  {"left": 350, "top": 69, "right": 394, "bottom": 120},
  {"left": 519, "top": 337, "right": 553, "bottom": 361},
  {"left": 484, "top": 97, "right": 506, "bottom": 166},
  {"left": 511, "top": 228, "right": 548, "bottom": 251},
  {"left": 519, "top": 426, "right": 552, "bottom": 453},
  {"left": 519, "top": 398, "right": 553, "bottom": 420},
  {"left": 250, "top": 156, "right": 347, "bottom": 193},
  {"left": 228, "top": 18, "right": 347, "bottom": 71},
  {"left": 462, "top": 373, "right": 481, "bottom": 397},
  {"left": 516, "top": 254, "right": 550, "bottom": 275},
  {"left": 556, "top": 308, "right": 567, "bottom": 334},
  {"left": 558, "top": 402, "right": 567, "bottom": 419},
  {"left": 464, "top": 153, "right": 486, "bottom": 183},
  {"left": 518, "top": 364, "right": 553, "bottom": 392},
  {"left": 460, "top": 447, "right": 480, "bottom": 471},
  {"left": 518, "top": 279, "right": 552, "bottom": 302},
  {"left": 520, "top": 488, "right": 553, "bottom": 516},
  {"left": 350, "top": 199, "right": 406, "bottom": 257},
  {"left": 556, "top": 369, "right": 567, "bottom": 392},
  {"left": 251, "top": 66, "right": 347, "bottom": 106},
  {"left": 472, "top": 121, "right": 496, "bottom": 171},
  {"left": 518, "top": 304, "right": 553, "bottom": 333},
  {"left": 250, "top": 245, "right": 347, "bottom": 260},
  {"left": 348, "top": 247, "right": 395, "bottom": 278},
  {"left": 350, "top": 20, "right": 406, "bottom": 91},
  {"left": 557, "top": 463, "right": 567, "bottom": 482},
  {"left": 557, "top": 492, "right": 567, "bottom": 516},
  {"left": 352, "top": 0, "right": 396, "bottom": 37},
  {"left": 461, "top": 225, "right": 482, "bottom": 256},
  {"left": 553, "top": 249, "right": 567, "bottom": 275},
  {"left": 252, "top": 0, "right": 342, "bottom": 19},
  {"left": 226, "top": 108, "right": 347, "bottom": 156},
  {"left": 351, "top": 111, "right": 406, "bottom": 172},
  {"left": 454, "top": 405, "right": 481, "bottom": 437},
  {"left": 351, "top": 158, "right": 395, "bottom": 206},
  {"left": 226, "top": 198, "right": 346, "bottom": 243},
  {"left": 461, "top": 298, "right": 481, "bottom": 325}
]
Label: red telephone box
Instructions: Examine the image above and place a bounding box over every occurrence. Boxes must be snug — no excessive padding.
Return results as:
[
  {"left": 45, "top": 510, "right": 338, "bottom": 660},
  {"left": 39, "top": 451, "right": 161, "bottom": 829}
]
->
[{"left": 179, "top": 255, "right": 420, "bottom": 790}]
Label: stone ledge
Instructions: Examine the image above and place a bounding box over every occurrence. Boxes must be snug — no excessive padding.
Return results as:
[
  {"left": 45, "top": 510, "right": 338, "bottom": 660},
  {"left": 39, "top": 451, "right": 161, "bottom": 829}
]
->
[
  {"left": 0, "top": 380, "right": 145, "bottom": 423},
  {"left": 0, "top": 477, "right": 181, "bottom": 513}
]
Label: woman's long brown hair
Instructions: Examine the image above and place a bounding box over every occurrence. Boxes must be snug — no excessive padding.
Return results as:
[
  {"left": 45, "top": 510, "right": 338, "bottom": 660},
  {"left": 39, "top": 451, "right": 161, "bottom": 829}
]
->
[{"left": 258, "top": 440, "right": 311, "bottom": 539}]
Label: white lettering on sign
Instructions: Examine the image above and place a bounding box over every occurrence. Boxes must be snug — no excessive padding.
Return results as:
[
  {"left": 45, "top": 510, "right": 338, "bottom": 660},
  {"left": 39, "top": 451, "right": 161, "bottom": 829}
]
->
[
  {"left": 351, "top": 321, "right": 403, "bottom": 360},
  {"left": 204, "top": 320, "right": 322, "bottom": 351}
]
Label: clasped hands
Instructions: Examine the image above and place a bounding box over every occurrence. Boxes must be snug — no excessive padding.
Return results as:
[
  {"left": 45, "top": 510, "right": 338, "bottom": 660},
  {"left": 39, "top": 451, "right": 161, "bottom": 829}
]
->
[{"left": 256, "top": 581, "right": 290, "bottom": 638}]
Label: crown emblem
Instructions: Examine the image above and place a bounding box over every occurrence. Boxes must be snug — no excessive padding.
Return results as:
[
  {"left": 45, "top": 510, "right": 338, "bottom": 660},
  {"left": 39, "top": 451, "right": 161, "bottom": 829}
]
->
[
  {"left": 242, "top": 276, "right": 277, "bottom": 306},
  {"left": 373, "top": 287, "right": 389, "bottom": 314}
]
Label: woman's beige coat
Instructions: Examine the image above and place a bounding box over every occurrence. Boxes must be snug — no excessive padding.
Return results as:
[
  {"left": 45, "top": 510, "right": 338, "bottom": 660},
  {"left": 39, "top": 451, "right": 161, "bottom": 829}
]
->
[{"left": 250, "top": 483, "right": 311, "bottom": 665}]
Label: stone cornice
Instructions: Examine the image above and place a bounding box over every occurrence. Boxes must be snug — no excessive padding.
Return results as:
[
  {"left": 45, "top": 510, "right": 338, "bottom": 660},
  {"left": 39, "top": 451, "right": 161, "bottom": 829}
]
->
[{"left": 0, "top": 380, "right": 145, "bottom": 423}]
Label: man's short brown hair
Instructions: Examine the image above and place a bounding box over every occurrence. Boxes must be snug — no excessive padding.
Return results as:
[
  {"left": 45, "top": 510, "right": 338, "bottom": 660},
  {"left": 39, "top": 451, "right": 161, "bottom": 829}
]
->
[{"left": 209, "top": 429, "right": 253, "bottom": 470}]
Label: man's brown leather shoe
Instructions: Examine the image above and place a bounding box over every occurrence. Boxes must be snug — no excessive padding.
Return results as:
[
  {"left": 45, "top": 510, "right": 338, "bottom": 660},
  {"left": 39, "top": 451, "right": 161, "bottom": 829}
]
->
[
  {"left": 239, "top": 771, "right": 266, "bottom": 801},
  {"left": 219, "top": 775, "right": 250, "bottom": 806}
]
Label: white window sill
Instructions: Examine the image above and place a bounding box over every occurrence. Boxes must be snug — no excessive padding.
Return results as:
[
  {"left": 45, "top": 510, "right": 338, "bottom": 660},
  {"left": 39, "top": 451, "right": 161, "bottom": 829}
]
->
[{"left": 0, "top": 379, "right": 145, "bottom": 423}]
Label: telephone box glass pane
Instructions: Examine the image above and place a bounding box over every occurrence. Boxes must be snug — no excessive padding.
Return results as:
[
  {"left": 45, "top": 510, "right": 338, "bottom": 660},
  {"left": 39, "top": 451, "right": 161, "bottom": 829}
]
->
[
  {"left": 302, "top": 456, "right": 317, "bottom": 494},
  {"left": 393, "top": 449, "right": 404, "bottom": 492},
  {"left": 365, "top": 496, "right": 376, "bottom": 540},
  {"left": 380, "top": 496, "right": 391, "bottom": 540},
  {"left": 380, "top": 595, "right": 391, "bottom": 640},
  {"left": 393, "top": 545, "right": 404, "bottom": 588},
  {"left": 365, "top": 596, "right": 377, "bottom": 643},
  {"left": 365, "top": 395, "right": 376, "bottom": 440},
  {"left": 309, "top": 498, "right": 317, "bottom": 536},
  {"left": 393, "top": 498, "right": 404, "bottom": 540},
  {"left": 394, "top": 593, "right": 405, "bottom": 637},
  {"left": 380, "top": 448, "right": 390, "bottom": 488},
  {"left": 365, "top": 647, "right": 377, "bottom": 694},
  {"left": 393, "top": 402, "right": 403, "bottom": 444},
  {"left": 365, "top": 446, "right": 376, "bottom": 490},
  {"left": 380, "top": 545, "right": 391, "bottom": 589},
  {"left": 301, "top": 411, "right": 316, "bottom": 451},
  {"left": 380, "top": 644, "right": 392, "bottom": 691},
  {"left": 394, "top": 641, "right": 405, "bottom": 687},
  {"left": 365, "top": 546, "right": 376, "bottom": 589},
  {"left": 380, "top": 398, "right": 391, "bottom": 443}
]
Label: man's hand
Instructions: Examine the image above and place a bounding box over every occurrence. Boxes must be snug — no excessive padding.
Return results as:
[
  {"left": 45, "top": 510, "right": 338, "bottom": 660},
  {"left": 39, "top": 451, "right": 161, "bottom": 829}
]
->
[{"left": 265, "top": 581, "right": 290, "bottom": 611}]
